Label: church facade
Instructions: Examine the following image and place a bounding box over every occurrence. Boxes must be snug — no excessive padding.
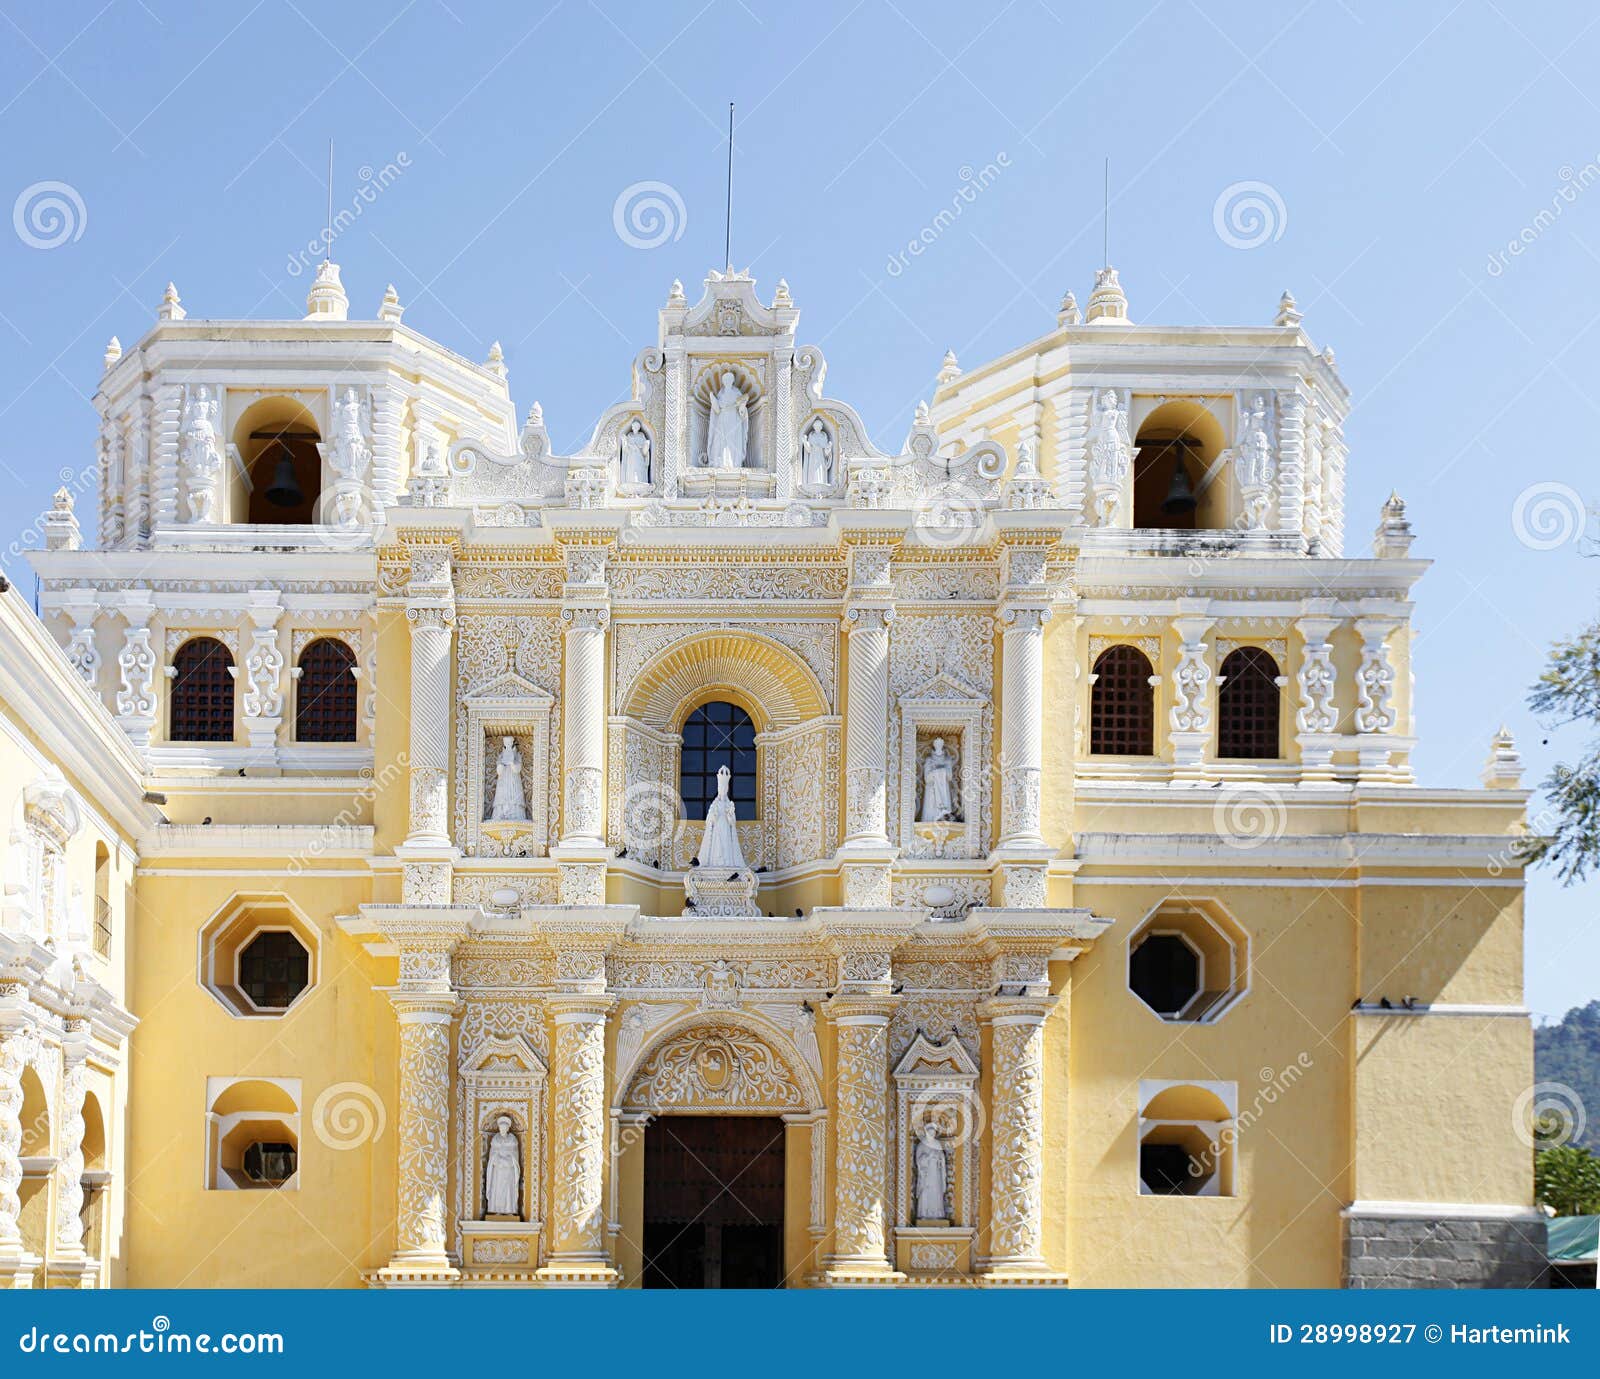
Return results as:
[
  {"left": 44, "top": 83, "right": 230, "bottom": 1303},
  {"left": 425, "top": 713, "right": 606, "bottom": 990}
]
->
[{"left": 0, "top": 261, "right": 1541, "bottom": 1289}]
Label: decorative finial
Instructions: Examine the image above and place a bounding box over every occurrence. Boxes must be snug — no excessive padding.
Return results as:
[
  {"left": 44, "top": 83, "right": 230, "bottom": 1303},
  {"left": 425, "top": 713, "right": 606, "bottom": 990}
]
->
[
  {"left": 772, "top": 278, "right": 792, "bottom": 308},
  {"left": 1275, "top": 289, "right": 1303, "bottom": 329},
  {"left": 526, "top": 401, "right": 544, "bottom": 429},
  {"left": 938, "top": 349, "right": 961, "bottom": 384},
  {"left": 377, "top": 283, "right": 404, "bottom": 324},
  {"left": 44, "top": 487, "right": 81, "bottom": 551},
  {"left": 914, "top": 400, "right": 931, "bottom": 425},
  {"left": 1016, "top": 437, "right": 1040, "bottom": 476},
  {"left": 1085, "top": 265, "right": 1130, "bottom": 324},
  {"left": 1321, "top": 344, "right": 1336, "bottom": 366},
  {"left": 1057, "top": 290, "right": 1080, "bottom": 327},
  {"left": 304, "top": 260, "right": 349, "bottom": 321},
  {"left": 667, "top": 278, "right": 686, "bottom": 305},
  {"left": 485, "top": 340, "right": 507, "bottom": 380},
  {"left": 157, "top": 283, "right": 185, "bottom": 321},
  {"left": 1481, "top": 726, "right": 1525, "bottom": 790},
  {"left": 1373, "top": 491, "right": 1414, "bottom": 558},
  {"left": 103, "top": 336, "right": 122, "bottom": 370}
]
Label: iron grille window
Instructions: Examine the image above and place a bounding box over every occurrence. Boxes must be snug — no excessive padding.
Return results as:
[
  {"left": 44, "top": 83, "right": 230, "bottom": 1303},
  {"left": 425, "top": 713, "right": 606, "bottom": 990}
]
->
[
  {"left": 1090, "top": 645, "right": 1155, "bottom": 755},
  {"left": 1217, "top": 647, "right": 1281, "bottom": 759},
  {"left": 679, "top": 701, "right": 757, "bottom": 821},
  {"left": 238, "top": 931, "right": 310, "bottom": 1010},
  {"left": 169, "top": 637, "right": 235, "bottom": 742},
  {"left": 295, "top": 638, "right": 358, "bottom": 743}
]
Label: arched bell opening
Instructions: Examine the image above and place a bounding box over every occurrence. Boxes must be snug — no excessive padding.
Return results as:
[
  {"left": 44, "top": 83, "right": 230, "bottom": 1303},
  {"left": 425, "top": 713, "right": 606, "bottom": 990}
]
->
[
  {"left": 232, "top": 396, "right": 323, "bottom": 525},
  {"left": 1132, "top": 400, "right": 1227, "bottom": 531}
]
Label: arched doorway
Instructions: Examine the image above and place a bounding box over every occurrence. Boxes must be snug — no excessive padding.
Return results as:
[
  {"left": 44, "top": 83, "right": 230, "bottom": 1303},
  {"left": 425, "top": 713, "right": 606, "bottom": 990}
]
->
[{"left": 616, "top": 1014, "right": 821, "bottom": 1289}]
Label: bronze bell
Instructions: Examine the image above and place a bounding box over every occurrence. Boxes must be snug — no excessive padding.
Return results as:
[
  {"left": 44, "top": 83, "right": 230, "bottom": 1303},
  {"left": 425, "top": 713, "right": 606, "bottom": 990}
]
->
[
  {"left": 1160, "top": 446, "right": 1198, "bottom": 515},
  {"left": 262, "top": 439, "right": 304, "bottom": 509}
]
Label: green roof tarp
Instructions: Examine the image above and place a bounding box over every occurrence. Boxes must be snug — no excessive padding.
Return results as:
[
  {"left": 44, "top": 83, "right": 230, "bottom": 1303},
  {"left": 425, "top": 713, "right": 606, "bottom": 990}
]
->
[{"left": 1548, "top": 1215, "right": 1600, "bottom": 1263}]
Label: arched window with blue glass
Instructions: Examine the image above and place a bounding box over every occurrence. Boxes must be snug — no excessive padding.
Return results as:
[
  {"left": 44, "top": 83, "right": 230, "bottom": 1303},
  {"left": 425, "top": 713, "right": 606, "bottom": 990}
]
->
[{"left": 679, "top": 700, "right": 758, "bottom": 821}]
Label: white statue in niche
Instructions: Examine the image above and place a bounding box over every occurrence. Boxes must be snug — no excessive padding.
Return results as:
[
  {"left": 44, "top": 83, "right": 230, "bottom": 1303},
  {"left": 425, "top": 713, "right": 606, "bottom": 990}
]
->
[
  {"left": 919, "top": 737, "right": 961, "bottom": 823},
  {"left": 484, "top": 1115, "right": 521, "bottom": 1218},
  {"left": 913, "top": 1121, "right": 949, "bottom": 1222},
  {"left": 695, "top": 764, "right": 748, "bottom": 870},
  {"left": 620, "top": 418, "right": 652, "bottom": 487},
  {"left": 487, "top": 736, "right": 529, "bottom": 823},
  {"left": 800, "top": 418, "right": 833, "bottom": 488},
  {"left": 1086, "top": 388, "right": 1133, "bottom": 526},
  {"left": 706, "top": 370, "right": 749, "bottom": 469}
]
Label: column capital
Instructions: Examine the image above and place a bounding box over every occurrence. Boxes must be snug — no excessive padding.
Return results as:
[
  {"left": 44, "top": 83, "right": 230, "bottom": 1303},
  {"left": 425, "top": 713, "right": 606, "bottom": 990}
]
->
[
  {"left": 816, "top": 909, "right": 917, "bottom": 996},
  {"left": 977, "top": 994, "right": 1057, "bottom": 1026}
]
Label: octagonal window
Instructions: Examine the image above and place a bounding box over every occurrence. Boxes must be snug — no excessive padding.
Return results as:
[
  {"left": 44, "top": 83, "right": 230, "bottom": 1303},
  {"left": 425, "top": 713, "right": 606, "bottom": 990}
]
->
[
  {"left": 1129, "top": 933, "right": 1201, "bottom": 1018},
  {"left": 199, "top": 894, "right": 320, "bottom": 1019},
  {"left": 238, "top": 931, "right": 311, "bottom": 1012},
  {"left": 1126, "top": 898, "right": 1250, "bottom": 1024}
]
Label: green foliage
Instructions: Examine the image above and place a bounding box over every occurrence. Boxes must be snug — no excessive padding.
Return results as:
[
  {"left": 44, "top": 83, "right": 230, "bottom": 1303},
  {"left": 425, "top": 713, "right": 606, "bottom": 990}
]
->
[
  {"left": 1535, "top": 1144, "right": 1600, "bottom": 1217},
  {"left": 1529, "top": 621, "right": 1600, "bottom": 881},
  {"left": 1535, "top": 1000, "right": 1600, "bottom": 1155}
]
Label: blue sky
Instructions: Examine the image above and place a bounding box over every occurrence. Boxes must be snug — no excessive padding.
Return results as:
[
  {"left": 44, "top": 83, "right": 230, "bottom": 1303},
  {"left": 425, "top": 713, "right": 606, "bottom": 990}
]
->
[{"left": 1, "top": 1, "right": 1594, "bottom": 1019}]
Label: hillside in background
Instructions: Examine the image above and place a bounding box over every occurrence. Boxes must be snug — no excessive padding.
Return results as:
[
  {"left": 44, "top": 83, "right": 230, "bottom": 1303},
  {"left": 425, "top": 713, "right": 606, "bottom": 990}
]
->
[{"left": 1536, "top": 1000, "right": 1600, "bottom": 1154}]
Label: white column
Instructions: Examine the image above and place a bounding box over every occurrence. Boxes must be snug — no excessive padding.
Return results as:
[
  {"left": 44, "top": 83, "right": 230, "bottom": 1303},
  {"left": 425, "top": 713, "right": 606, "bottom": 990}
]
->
[
  {"left": 0, "top": 1025, "right": 42, "bottom": 1278},
  {"left": 543, "top": 997, "right": 615, "bottom": 1274},
  {"left": 1168, "top": 607, "right": 1214, "bottom": 782},
  {"left": 560, "top": 607, "right": 608, "bottom": 847},
  {"left": 842, "top": 606, "right": 892, "bottom": 847},
  {"left": 1275, "top": 388, "right": 1306, "bottom": 545},
  {"left": 400, "top": 548, "right": 456, "bottom": 905},
  {"left": 240, "top": 588, "right": 286, "bottom": 757},
  {"left": 1295, "top": 604, "right": 1340, "bottom": 783},
  {"left": 60, "top": 587, "right": 101, "bottom": 688},
  {"left": 998, "top": 606, "right": 1049, "bottom": 846},
  {"left": 53, "top": 1031, "right": 90, "bottom": 1264},
  {"left": 404, "top": 552, "right": 455, "bottom": 848},
  {"left": 981, "top": 997, "right": 1053, "bottom": 1275},
  {"left": 1354, "top": 613, "right": 1403, "bottom": 781},
  {"left": 113, "top": 589, "right": 157, "bottom": 749},
  {"left": 827, "top": 998, "right": 895, "bottom": 1272}
]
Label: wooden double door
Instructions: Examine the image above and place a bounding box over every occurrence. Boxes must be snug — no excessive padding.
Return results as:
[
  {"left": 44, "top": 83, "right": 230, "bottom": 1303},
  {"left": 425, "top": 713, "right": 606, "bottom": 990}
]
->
[{"left": 641, "top": 1115, "right": 785, "bottom": 1289}]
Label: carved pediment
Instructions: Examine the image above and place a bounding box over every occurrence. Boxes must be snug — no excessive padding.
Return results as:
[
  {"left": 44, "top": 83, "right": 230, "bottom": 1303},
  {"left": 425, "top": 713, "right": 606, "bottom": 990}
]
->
[
  {"left": 461, "top": 1032, "right": 547, "bottom": 1082},
  {"left": 463, "top": 669, "right": 556, "bottom": 709},
  {"left": 894, "top": 1031, "right": 980, "bottom": 1085},
  {"left": 903, "top": 668, "right": 986, "bottom": 705}
]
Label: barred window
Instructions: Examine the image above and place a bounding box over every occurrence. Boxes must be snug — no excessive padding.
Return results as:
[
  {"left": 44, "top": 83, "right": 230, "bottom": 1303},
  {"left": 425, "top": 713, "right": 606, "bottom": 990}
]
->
[
  {"left": 295, "top": 638, "right": 358, "bottom": 743},
  {"left": 238, "top": 930, "right": 311, "bottom": 1011},
  {"left": 1090, "top": 645, "right": 1155, "bottom": 756},
  {"left": 1217, "top": 647, "right": 1281, "bottom": 760},
  {"left": 679, "top": 701, "right": 757, "bottom": 821},
  {"left": 170, "top": 637, "right": 234, "bottom": 743}
]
